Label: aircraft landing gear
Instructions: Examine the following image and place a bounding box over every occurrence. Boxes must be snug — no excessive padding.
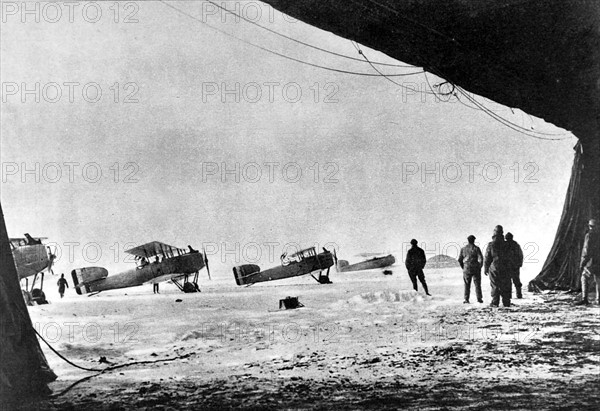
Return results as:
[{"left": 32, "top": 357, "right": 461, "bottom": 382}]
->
[
  {"left": 23, "top": 272, "right": 49, "bottom": 304},
  {"left": 174, "top": 272, "right": 201, "bottom": 293},
  {"left": 182, "top": 282, "right": 200, "bottom": 293},
  {"left": 31, "top": 288, "right": 49, "bottom": 304},
  {"left": 311, "top": 267, "right": 332, "bottom": 284}
]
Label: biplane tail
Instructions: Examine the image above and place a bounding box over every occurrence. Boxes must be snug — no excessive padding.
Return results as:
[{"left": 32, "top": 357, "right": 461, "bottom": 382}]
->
[
  {"left": 232, "top": 264, "right": 261, "bottom": 286},
  {"left": 336, "top": 260, "right": 349, "bottom": 270},
  {"left": 71, "top": 267, "right": 108, "bottom": 295}
]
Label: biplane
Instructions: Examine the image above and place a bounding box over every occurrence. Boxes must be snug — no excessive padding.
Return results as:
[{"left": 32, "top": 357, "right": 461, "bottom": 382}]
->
[
  {"left": 10, "top": 234, "right": 56, "bottom": 300},
  {"left": 71, "top": 241, "right": 210, "bottom": 295},
  {"left": 336, "top": 253, "right": 396, "bottom": 272},
  {"left": 233, "top": 246, "right": 334, "bottom": 286}
]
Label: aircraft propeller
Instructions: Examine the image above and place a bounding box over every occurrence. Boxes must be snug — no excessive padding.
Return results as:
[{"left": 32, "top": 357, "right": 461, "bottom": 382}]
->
[
  {"left": 203, "top": 247, "right": 211, "bottom": 280},
  {"left": 47, "top": 246, "right": 56, "bottom": 276},
  {"left": 331, "top": 247, "right": 339, "bottom": 271}
]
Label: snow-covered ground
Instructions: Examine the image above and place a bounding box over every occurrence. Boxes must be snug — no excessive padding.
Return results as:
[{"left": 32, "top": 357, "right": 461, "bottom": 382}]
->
[{"left": 23, "top": 265, "right": 600, "bottom": 409}]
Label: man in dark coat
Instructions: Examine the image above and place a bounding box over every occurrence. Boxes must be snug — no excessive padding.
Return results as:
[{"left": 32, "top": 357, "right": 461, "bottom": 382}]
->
[
  {"left": 576, "top": 219, "right": 600, "bottom": 305},
  {"left": 484, "top": 226, "right": 511, "bottom": 307},
  {"left": 505, "top": 232, "right": 524, "bottom": 298},
  {"left": 57, "top": 273, "right": 68, "bottom": 298},
  {"left": 405, "top": 239, "right": 430, "bottom": 295},
  {"left": 458, "top": 235, "right": 484, "bottom": 304}
]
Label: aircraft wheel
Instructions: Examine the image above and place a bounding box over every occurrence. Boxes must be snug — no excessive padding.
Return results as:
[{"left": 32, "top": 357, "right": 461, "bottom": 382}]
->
[
  {"left": 182, "top": 282, "right": 198, "bottom": 293},
  {"left": 31, "top": 288, "right": 49, "bottom": 304}
]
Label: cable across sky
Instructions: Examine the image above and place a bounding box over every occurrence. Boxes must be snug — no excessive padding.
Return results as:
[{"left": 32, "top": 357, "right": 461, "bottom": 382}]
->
[{"left": 159, "top": 1, "right": 424, "bottom": 78}]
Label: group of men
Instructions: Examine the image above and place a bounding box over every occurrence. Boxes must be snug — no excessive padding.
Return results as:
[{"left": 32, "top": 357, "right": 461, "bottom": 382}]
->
[
  {"left": 457, "top": 225, "right": 523, "bottom": 307},
  {"left": 407, "top": 219, "right": 599, "bottom": 307},
  {"left": 405, "top": 226, "right": 524, "bottom": 307}
]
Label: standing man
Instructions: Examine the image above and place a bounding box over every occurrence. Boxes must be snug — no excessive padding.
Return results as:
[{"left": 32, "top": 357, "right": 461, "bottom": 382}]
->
[
  {"left": 57, "top": 273, "right": 69, "bottom": 298},
  {"left": 576, "top": 219, "right": 600, "bottom": 305},
  {"left": 484, "top": 225, "right": 511, "bottom": 307},
  {"left": 405, "top": 239, "right": 431, "bottom": 295},
  {"left": 458, "top": 235, "right": 484, "bottom": 304},
  {"left": 505, "top": 232, "right": 524, "bottom": 298},
  {"left": 153, "top": 282, "right": 160, "bottom": 294}
]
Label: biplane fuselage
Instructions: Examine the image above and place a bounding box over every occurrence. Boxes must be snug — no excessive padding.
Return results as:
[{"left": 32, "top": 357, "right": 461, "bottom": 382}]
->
[
  {"left": 233, "top": 247, "right": 334, "bottom": 286},
  {"left": 72, "top": 241, "right": 207, "bottom": 294},
  {"left": 9, "top": 237, "right": 53, "bottom": 281},
  {"left": 73, "top": 253, "right": 205, "bottom": 293},
  {"left": 337, "top": 254, "right": 396, "bottom": 272}
]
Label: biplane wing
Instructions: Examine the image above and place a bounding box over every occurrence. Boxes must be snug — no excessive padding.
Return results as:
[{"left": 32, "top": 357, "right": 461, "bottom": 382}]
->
[
  {"left": 356, "top": 252, "right": 385, "bottom": 258},
  {"left": 125, "top": 241, "right": 187, "bottom": 259}
]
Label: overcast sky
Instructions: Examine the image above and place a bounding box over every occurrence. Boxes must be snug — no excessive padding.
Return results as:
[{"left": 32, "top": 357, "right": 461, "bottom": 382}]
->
[{"left": 0, "top": 1, "right": 576, "bottom": 280}]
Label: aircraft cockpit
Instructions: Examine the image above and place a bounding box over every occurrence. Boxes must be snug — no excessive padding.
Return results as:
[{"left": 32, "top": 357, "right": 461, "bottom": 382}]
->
[
  {"left": 129, "top": 241, "right": 193, "bottom": 269},
  {"left": 281, "top": 247, "right": 317, "bottom": 266},
  {"left": 9, "top": 235, "right": 46, "bottom": 250}
]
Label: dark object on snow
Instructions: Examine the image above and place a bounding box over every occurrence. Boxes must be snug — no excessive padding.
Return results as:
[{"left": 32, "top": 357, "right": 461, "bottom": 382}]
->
[
  {"left": 279, "top": 296, "right": 304, "bottom": 309},
  {"left": 182, "top": 282, "right": 199, "bottom": 293},
  {"left": 175, "top": 299, "right": 183, "bottom": 302},
  {"left": 383, "top": 270, "right": 393, "bottom": 275},
  {"left": 31, "top": 288, "right": 49, "bottom": 305}
]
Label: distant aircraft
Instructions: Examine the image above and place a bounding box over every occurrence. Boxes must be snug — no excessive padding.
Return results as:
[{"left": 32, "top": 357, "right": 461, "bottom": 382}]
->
[
  {"left": 10, "top": 234, "right": 56, "bottom": 303},
  {"left": 336, "top": 253, "right": 396, "bottom": 272},
  {"left": 71, "top": 241, "right": 210, "bottom": 295},
  {"left": 233, "top": 246, "right": 334, "bottom": 285}
]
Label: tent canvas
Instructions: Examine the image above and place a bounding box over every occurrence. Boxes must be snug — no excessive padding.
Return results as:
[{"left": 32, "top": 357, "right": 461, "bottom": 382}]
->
[{"left": 0, "top": 202, "right": 56, "bottom": 403}]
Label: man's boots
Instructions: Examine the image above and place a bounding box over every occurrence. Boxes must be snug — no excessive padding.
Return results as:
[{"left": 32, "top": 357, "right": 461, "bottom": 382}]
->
[
  {"left": 516, "top": 288, "right": 522, "bottom": 299},
  {"left": 576, "top": 278, "right": 590, "bottom": 305}
]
